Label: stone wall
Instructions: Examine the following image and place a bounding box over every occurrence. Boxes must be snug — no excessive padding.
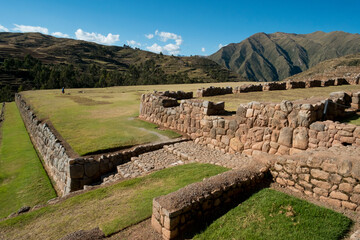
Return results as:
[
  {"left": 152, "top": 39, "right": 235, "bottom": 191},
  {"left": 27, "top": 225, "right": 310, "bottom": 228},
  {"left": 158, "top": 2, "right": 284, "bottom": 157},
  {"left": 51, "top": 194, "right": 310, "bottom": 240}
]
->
[
  {"left": 140, "top": 91, "right": 360, "bottom": 156},
  {"left": 196, "top": 86, "right": 233, "bottom": 97},
  {"left": 69, "top": 138, "right": 187, "bottom": 191},
  {"left": 270, "top": 145, "right": 360, "bottom": 211},
  {"left": 0, "top": 102, "right": 5, "bottom": 122},
  {"left": 233, "top": 77, "right": 359, "bottom": 94},
  {"left": 16, "top": 93, "right": 187, "bottom": 195},
  {"left": 16, "top": 94, "right": 72, "bottom": 195},
  {"left": 151, "top": 166, "right": 268, "bottom": 239}
]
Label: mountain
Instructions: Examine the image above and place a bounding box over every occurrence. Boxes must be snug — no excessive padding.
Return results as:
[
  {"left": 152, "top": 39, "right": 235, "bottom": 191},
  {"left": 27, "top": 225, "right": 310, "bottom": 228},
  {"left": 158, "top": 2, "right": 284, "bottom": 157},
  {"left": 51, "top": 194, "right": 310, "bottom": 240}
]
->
[
  {"left": 285, "top": 53, "right": 360, "bottom": 81},
  {"left": 209, "top": 31, "right": 360, "bottom": 82},
  {"left": 0, "top": 32, "right": 243, "bottom": 100}
]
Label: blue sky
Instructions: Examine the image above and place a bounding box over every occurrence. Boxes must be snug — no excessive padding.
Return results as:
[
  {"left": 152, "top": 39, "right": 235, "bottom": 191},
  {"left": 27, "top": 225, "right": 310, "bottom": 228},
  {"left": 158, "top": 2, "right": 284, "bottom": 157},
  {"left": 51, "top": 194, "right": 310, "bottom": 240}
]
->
[{"left": 0, "top": 0, "right": 359, "bottom": 56}]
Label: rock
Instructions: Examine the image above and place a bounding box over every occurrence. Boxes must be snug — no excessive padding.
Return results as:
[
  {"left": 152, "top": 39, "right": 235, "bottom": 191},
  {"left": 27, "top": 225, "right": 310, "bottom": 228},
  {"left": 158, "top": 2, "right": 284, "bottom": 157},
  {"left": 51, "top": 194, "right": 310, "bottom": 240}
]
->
[
  {"left": 84, "top": 161, "right": 100, "bottom": 178},
  {"left": 229, "top": 137, "right": 244, "bottom": 152},
  {"left": 310, "top": 122, "right": 325, "bottom": 132},
  {"left": 70, "top": 164, "right": 84, "bottom": 178},
  {"left": 278, "top": 127, "right": 293, "bottom": 147},
  {"left": 17, "top": 206, "right": 31, "bottom": 214},
  {"left": 293, "top": 127, "right": 308, "bottom": 150}
]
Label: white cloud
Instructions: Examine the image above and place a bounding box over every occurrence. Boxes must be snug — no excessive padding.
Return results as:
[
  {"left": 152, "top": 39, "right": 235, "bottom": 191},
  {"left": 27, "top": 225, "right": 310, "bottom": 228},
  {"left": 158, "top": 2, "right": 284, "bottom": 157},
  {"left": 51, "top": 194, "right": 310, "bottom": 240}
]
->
[
  {"left": 52, "top": 32, "right": 69, "bottom": 38},
  {"left": 201, "top": 47, "right": 205, "bottom": 52},
  {"left": 145, "top": 33, "right": 154, "bottom": 39},
  {"left": 0, "top": 25, "right": 9, "bottom": 32},
  {"left": 146, "top": 30, "right": 183, "bottom": 55},
  {"left": 155, "top": 30, "right": 182, "bottom": 45},
  {"left": 127, "top": 40, "right": 141, "bottom": 47},
  {"left": 218, "top": 43, "right": 224, "bottom": 49},
  {"left": 147, "top": 43, "right": 163, "bottom": 53},
  {"left": 75, "top": 29, "right": 119, "bottom": 45},
  {"left": 13, "top": 24, "right": 48, "bottom": 34},
  {"left": 146, "top": 43, "right": 180, "bottom": 55}
]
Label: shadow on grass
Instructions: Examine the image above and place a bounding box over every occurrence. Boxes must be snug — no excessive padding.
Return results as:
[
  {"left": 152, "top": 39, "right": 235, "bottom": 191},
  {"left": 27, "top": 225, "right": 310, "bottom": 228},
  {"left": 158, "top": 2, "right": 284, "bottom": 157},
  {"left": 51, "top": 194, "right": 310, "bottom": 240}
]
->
[
  {"left": 340, "top": 111, "right": 360, "bottom": 125},
  {"left": 181, "top": 172, "right": 273, "bottom": 240}
]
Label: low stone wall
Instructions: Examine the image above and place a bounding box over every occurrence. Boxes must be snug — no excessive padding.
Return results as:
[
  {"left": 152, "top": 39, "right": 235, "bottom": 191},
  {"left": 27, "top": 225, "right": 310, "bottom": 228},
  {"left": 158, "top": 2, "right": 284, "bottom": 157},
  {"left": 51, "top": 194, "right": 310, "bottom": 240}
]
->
[
  {"left": 0, "top": 102, "right": 5, "bottom": 122},
  {"left": 196, "top": 86, "right": 232, "bottom": 97},
  {"left": 270, "top": 145, "right": 360, "bottom": 211},
  {"left": 70, "top": 138, "right": 187, "bottom": 191},
  {"left": 140, "top": 90, "right": 359, "bottom": 156},
  {"left": 232, "top": 77, "right": 359, "bottom": 95},
  {"left": 162, "top": 90, "right": 193, "bottom": 100},
  {"left": 263, "top": 82, "right": 286, "bottom": 91},
  {"left": 233, "top": 84, "right": 263, "bottom": 93},
  {"left": 16, "top": 94, "right": 72, "bottom": 195},
  {"left": 151, "top": 166, "right": 268, "bottom": 239},
  {"left": 16, "top": 93, "right": 187, "bottom": 194}
]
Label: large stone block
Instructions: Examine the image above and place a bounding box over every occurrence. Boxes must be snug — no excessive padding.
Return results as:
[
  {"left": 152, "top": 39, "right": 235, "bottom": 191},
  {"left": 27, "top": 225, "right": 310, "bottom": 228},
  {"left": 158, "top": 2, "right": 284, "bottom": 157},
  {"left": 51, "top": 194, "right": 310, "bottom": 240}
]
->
[
  {"left": 278, "top": 127, "right": 293, "bottom": 147},
  {"left": 293, "top": 127, "right": 308, "bottom": 150},
  {"left": 84, "top": 161, "right": 100, "bottom": 178},
  {"left": 69, "top": 164, "right": 84, "bottom": 179}
]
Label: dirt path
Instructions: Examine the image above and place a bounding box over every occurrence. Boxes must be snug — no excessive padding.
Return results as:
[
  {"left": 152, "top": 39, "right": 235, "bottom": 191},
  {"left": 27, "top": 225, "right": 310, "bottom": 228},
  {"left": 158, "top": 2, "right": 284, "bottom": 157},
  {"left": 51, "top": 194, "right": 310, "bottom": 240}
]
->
[
  {"left": 138, "top": 127, "right": 170, "bottom": 142},
  {"left": 107, "top": 218, "right": 161, "bottom": 240}
]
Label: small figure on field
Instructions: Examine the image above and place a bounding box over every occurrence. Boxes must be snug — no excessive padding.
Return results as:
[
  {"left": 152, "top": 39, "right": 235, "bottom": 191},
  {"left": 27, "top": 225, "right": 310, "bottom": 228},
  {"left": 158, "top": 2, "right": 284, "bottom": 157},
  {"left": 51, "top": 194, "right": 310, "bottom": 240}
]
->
[{"left": 62, "top": 87, "right": 65, "bottom": 94}]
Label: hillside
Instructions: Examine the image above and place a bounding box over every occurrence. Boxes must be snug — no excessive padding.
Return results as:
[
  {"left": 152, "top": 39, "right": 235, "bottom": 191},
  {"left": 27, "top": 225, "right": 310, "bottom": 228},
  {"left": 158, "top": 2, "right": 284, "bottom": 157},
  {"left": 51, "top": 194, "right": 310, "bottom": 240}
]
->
[
  {"left": 209, "top": 31, "right": 360, "bottom": 82},
  {"left": 285, "top": 53, "right": 360, "bottom": 81},
  {"left": 0, "top": 32, "right": 243, "bottom": 101}
]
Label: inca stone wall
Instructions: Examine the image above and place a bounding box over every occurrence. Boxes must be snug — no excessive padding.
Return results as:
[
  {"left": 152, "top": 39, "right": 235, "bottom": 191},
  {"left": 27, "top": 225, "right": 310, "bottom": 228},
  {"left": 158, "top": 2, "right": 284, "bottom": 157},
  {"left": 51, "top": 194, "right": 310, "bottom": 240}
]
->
[
  {"left": 140, "top": 90, "right": 360, "bottom": 156},
  {"left": 15, "top": 93, "right": 187, "bottom": 195},
  {"left": 206, "top": 77, "right": 360, "bottom": 96},
  {"left": 15, "top": 94, "right": 72, "bottom": 195},
  {"left": 151, "top": 166, "right": 268, "bottom": 239},
  {"left": 0, "top": 102, "right": 5, "bottom": 122},
  {"left": 270, "top": 145, "right": 360, "bottom": 211},
  {"left": 196, "top": 86, "right": 233, "bottom": 97}
]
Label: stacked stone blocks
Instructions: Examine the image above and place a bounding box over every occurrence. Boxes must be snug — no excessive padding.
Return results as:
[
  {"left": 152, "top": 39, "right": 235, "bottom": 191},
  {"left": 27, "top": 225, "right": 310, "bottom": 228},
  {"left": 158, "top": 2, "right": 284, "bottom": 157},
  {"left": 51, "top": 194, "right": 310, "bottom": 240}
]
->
[{"left": 151, "top": 167, "right": 268, "bottom": 239}]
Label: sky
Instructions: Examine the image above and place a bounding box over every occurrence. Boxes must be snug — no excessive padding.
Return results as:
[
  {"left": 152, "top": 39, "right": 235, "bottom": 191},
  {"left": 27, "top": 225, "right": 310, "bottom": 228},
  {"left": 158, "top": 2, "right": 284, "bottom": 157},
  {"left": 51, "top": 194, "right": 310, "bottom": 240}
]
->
[{"left": 0, "top": 0, "right": 359, "bottom": 56}]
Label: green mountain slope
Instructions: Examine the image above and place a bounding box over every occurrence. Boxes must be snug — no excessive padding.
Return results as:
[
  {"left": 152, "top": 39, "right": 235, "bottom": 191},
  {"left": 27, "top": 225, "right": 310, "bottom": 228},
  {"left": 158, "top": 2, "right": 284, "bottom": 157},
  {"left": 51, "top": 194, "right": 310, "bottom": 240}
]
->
[
  {"left": 209, "top": 31, "right": 360, "bottom": 81},
  {"left": 285, "top": 53, "right": 360, "bottom": 81},
  {"left": 0, "top": 32, "right": 243, "bottom": 100}
]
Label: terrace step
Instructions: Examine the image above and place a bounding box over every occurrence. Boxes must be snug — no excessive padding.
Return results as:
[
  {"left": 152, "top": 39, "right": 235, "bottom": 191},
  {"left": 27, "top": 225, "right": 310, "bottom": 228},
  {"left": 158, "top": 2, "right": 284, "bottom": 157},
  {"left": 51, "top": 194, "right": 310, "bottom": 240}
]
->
[{"left": 101, "top": 142, "right": 259, "bottom": 186}]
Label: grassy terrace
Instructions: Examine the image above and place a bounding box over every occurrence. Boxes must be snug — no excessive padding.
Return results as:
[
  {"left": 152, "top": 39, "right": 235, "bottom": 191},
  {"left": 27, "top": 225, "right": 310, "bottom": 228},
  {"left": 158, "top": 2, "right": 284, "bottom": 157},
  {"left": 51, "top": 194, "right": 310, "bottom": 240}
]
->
[
  {"left": 0, "top": 103, "right": 56, "bottom": 219},
  {"left": 194, "top": 188, "right": 352, "bottom": 240},
  {"left": 21, "top": 82, "right": 252, "bottom": 155},
  {"left": 0, "top": 163, "right": 228, "bottom": 239},
  {"left": 22, "top": 83, "right": 360, "bottom": 155}
]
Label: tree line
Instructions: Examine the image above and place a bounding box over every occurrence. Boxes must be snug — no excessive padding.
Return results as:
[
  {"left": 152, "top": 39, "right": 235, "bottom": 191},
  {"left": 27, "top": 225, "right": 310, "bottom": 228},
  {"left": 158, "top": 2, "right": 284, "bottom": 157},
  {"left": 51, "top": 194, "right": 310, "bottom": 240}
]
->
[{"left": 0, "top": 54, "right": 232, "bottom": 102}]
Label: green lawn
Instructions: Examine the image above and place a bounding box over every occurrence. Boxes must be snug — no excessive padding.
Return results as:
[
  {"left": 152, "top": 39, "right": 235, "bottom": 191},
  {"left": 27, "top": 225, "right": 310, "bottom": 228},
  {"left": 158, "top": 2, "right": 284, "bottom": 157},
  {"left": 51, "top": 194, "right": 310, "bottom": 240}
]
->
[
  {"left": 0, "top": 163, "right": 228, "bottom": 240},
  {"left": 21, "top": 82, "right": 254, "bottom": 156},
  {"left": 21, "top": 83, "right": 360, "bottom": 155},
  {"left": 0, "top": 103, "right": 56, "bottom": 219},
  {"left": 194, "top": 188, "right": 352, "bottom": 240}
]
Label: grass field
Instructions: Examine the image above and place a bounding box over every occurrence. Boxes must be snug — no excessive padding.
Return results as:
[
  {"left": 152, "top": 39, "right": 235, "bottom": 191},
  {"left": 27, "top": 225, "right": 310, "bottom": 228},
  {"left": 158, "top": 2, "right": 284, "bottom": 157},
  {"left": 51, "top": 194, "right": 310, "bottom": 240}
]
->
[
  {"left": 202, "top": 85, "right": 360, "bottom": 111},
  {"left": 0, "top": 103, "right": 56, "bottom": 219},
  {"left": 0, "top": 163, "right": 228, "bottom": 239},
  {"left": 21, "top": 82, "right": 252, "bottom": 155},
  {"left": 22, "top": 83, "right": 360, "bottom": 155},
  {"left": 194, "top": 188, "right": 352, "bottom": 240}
]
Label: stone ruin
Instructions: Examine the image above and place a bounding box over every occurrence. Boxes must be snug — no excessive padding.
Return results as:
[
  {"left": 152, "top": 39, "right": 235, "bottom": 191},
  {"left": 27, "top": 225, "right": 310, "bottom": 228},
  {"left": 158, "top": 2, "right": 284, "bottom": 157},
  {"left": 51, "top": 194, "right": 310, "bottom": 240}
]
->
[
  {"left": 11, "top": 78, "right": 360, "bottom": 239},
  {"left": 198, "top": 76, "right": 360, "bottom": 97}
]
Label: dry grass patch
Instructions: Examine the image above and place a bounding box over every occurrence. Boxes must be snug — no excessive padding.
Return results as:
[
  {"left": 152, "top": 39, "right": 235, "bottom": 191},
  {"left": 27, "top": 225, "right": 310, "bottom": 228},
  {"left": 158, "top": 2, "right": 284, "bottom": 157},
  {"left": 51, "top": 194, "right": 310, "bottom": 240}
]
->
[{"left": 203, "top": 85, "right": 360, "bottom": 111}]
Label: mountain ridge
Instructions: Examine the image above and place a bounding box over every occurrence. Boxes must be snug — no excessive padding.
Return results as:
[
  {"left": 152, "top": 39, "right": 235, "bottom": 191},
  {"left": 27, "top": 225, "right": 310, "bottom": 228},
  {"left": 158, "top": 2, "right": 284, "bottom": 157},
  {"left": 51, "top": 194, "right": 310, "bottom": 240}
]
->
[{"left": 209, "top": 31, "right": 360, "bottom": 81}]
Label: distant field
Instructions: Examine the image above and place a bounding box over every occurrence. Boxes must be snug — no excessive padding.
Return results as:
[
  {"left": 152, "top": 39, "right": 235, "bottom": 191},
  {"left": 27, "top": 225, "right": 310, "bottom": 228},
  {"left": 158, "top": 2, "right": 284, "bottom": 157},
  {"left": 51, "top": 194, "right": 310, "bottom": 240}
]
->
[
  {"left": 0, "top": 103, "right": 56, "bottom": 219},
  {"left": 22, "top": 83, "right": 360, "bottom": 155},
  {"left": 21, "top": 82, "right": 252, "bottom": 155},
  {"left": 0, "top": 163, "right": 228, "bottom": 239},
  {"left": 194, "top": 188, "right": 351, "bottom": 240},
  {"left": 203, "top": 85, "right": 360, "bottom": 111}
]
